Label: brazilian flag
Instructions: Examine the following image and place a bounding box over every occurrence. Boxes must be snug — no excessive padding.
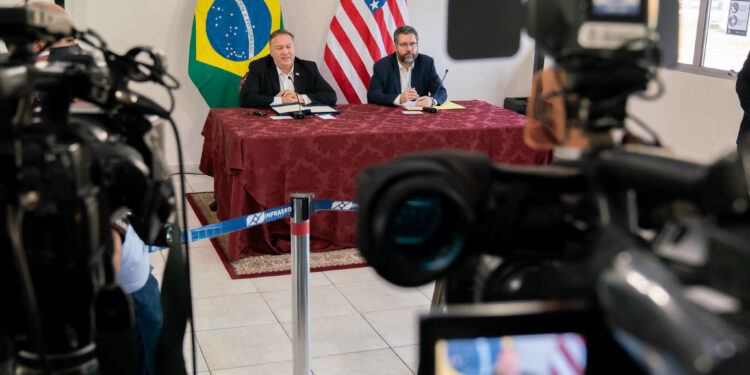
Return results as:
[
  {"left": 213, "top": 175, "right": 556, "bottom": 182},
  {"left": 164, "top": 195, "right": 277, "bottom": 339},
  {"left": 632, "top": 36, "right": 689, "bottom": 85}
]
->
[{"left": 189, "top": 0, "right": 283, "bottom": 108}]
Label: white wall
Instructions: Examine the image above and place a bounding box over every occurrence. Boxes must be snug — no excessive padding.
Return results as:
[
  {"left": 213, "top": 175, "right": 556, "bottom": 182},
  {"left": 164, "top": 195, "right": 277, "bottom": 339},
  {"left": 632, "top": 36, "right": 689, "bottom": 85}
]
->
[
  {"left": 3, "top": 0, "right": 743, "bottom": 166},
  {"left": 629, "top": 70, "right": 741, "bottom": 162}
]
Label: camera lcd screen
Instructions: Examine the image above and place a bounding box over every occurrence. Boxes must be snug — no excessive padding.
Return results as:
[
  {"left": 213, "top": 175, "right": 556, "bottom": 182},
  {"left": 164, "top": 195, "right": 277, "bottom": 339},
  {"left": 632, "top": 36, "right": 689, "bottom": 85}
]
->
[
  {"left": 418, "top": 302, "right": 596, "bottom": 375},
  {"left": 435, "top": 333, "right": 586, "bottom": 375},
  {"left": 592, "top": 0, "right": 642, "bottom": 16}
]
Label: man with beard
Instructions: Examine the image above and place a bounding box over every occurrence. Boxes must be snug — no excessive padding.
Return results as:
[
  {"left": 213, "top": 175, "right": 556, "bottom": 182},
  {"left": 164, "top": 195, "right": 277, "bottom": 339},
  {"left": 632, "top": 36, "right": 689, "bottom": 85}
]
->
[{"left": 367, "top": 25, "right": 447, "bottom": 107}]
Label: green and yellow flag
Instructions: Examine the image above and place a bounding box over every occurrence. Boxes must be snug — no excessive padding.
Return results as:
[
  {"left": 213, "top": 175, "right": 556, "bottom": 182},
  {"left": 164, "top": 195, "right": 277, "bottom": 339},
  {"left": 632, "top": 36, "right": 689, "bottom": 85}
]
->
[{"left": 188, "top": 0, "right": 283, "bottom": 108}]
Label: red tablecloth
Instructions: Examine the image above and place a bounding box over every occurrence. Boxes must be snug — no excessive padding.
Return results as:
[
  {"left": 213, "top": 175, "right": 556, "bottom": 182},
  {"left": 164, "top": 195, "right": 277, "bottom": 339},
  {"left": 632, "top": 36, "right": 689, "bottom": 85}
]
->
[{"left": 199, "top": 100, "right": 549, "bottom": 260}]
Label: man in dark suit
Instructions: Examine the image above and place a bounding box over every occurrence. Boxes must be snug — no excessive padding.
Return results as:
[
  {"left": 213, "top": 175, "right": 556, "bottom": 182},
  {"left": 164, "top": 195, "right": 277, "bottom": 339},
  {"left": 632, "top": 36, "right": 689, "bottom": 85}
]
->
[
  {"left": 367, "top": 25, "right": 447, "bottom": 107},
  {"left": 737, "top": 50, "right": 750, "bottom": 147},
  {"left": 240, "top": 29, "right": 336, "bottom": 108}
]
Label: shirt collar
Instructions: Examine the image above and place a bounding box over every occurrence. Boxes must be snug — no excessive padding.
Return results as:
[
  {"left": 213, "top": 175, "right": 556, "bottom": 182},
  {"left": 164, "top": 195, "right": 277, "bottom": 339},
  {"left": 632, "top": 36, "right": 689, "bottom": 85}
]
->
[
  {"left": 276, "top": 66, "right": 294, "bottom": 79},
  {"left": 398, "top": 62, "right": 413, "bottom": 74}
]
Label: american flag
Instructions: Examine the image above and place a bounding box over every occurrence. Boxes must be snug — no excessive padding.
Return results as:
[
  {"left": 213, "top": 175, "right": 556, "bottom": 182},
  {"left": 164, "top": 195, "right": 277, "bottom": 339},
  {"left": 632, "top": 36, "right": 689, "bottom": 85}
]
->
[
  {"left": 548, "top": 334, "right": 586, "bottom": 375},
  {"left": 324, "top": 0, "right": 409, "bottom": 104}
]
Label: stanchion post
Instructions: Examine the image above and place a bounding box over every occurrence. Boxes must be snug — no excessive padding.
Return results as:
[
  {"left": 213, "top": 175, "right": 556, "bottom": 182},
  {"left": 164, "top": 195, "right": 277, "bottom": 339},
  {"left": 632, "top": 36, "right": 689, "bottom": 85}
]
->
[{"left": 290, "top": 193, "right": 314, "bottom": 375}]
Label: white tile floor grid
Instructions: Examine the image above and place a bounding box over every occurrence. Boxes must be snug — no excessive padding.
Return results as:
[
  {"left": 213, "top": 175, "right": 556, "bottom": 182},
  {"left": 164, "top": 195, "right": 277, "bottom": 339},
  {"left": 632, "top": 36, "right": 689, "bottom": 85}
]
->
[{"left": 150, "top": 174, "right": 432, "bottom": 374}]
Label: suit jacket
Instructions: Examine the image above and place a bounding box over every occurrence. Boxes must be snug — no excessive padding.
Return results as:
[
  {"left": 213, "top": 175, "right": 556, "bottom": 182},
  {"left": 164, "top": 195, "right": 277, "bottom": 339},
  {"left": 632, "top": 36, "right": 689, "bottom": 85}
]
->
[
  {"left": 367, "top": 53, "right": 447, "bottom": 106},
  {"left": 240, "top": 55, "right": 336, "bottom": 108},
  {"left": 738, "top": 50, "right": 750, "bottom": 144}
]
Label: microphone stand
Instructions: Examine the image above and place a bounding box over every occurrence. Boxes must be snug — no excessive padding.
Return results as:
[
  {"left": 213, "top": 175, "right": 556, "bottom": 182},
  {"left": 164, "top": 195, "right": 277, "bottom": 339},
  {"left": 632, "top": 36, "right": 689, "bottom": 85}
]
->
[
  {"left": 423, "top": 69, "right": 448, "bottom": 114},
  {"left": 288, "top": 75, "right": 308, "bottom": 120}
]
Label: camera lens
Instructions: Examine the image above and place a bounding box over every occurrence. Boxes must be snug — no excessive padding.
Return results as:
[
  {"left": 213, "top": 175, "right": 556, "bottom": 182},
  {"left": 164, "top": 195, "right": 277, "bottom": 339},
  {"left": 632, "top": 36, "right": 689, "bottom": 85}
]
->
[
  {"left": 357, "top": 151, "right": 492, "bottom": 286},
  {"left": 361, "top": 176, "right": 474, "bottom": 286},
  {"left": 383, "top": 194, "right": 464, "bottom": 271}
]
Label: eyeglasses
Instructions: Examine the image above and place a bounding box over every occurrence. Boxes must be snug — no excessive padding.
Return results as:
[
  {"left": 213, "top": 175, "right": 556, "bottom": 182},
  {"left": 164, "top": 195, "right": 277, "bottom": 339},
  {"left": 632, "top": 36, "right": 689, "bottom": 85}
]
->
[{"left": 396, "top": 42, "right": 418, "bottom": 49}]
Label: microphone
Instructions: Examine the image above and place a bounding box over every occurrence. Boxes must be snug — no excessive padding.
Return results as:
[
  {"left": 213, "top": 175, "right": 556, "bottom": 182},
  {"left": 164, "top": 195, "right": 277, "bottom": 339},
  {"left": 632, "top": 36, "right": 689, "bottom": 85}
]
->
[
  {"left": 288, "top": 75, "right": 307, "bottom": 120},
  {"left": 423, "top": 69, "right": 448, "bottom": 114}
]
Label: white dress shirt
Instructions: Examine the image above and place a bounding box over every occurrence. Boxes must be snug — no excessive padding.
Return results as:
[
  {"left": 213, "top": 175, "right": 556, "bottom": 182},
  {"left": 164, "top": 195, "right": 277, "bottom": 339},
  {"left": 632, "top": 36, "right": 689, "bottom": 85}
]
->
[
  {"left": 393, "top": 62, "right": 414, "bottom": 105},
  {"left": 392, "top": 61, "right": 436, "bottom": 106},
  {"left": 272, "top": 66, "right": 311, "bottom": 106}
]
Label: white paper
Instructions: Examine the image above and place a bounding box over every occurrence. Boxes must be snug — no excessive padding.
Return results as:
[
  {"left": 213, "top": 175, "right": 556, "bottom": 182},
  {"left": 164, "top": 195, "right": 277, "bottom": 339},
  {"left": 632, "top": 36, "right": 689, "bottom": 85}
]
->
[
  {"left": 401, "top": 110, "right": 423, "bottom": 115},
  {"left": 400, "top": 101, "right": 425, "bottom": 110},
  {"left": 317, "top": 114, "right": 336, "bottom": 120},
  {"left": 271, "top": 103, "right": 338, "bottom": 115},
  {"left": 270, "top": 116, "right": 293, "bottom": 120},
  {"left": 271, "top": 104, "right": 302, "bottom": 113},
  {"left": 307, "top": 106, "right": 337, "bottom": 114}
]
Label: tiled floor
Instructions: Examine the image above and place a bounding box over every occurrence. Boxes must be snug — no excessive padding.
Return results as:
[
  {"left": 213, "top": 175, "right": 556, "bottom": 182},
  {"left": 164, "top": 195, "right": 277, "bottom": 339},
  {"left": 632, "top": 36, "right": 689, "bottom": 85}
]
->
[{"left": 150, "top": 174, "right": 432, "bottom": 374}]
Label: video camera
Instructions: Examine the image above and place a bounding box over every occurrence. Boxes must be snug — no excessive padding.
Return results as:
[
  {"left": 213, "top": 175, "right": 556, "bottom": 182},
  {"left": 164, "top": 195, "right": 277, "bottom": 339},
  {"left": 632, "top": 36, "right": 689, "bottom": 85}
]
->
[
  {"left": 357, "top": 0, "right": 750, "bottom": 374},
  {"left": 0, "top": 5, "right": 185, "bottom": 374}
]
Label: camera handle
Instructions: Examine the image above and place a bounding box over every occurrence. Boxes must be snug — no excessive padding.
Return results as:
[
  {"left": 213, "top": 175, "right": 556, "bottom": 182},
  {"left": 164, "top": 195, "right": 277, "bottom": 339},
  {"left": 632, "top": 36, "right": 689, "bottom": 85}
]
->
[{"left": 597, "top": 232, "right": 750, "bottom": 375}]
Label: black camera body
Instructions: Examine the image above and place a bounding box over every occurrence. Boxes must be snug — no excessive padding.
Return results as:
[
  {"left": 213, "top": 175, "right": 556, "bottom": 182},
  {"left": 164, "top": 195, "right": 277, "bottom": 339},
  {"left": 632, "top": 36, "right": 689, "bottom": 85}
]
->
[
  {"left": 450, "top": 0, "right": 678, "bottom": 135},
  {"left": 358, "top": 1, "right": 750, "bottom": 374},
  {"left": 0, "top": 6, "right": 176, "bottom": 374},
  {"left": 528, "top": 0, "right": 676, "bottom": 60},
  {"left": 358, "top": 150, "right": 750, "bottom": 374}
]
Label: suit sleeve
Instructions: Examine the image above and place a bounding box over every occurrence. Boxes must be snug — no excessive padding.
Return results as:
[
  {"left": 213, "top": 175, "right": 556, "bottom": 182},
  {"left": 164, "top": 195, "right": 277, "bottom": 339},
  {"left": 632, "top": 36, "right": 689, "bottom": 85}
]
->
[
  {"left": 737, "top": 51, "right": 750, "bottom": 114},
  {"left": 240, "top": 61, "right": 275, "bottom": 108},
  {"left": 306, "top": 62, "right": 337, "bottom": 106},
  {"left": 425, "top": 59, "right": 447, "bottom": 105},
  {"left": 367, "top": 61, "right": 399, "bottom": 106}
]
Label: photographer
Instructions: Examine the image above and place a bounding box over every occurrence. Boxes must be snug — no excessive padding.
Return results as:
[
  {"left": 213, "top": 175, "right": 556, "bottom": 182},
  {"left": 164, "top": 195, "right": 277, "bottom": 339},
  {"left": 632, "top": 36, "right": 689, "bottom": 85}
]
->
[
  {"left": 0, "top": 0, "right": 195, "bottom": 371},
  {"left": 111, "top": 223, "right": 162, "bottom": 375},
  {"left": 736, "top": 50, "right": 750, "bottom": 148},
  {"left": 17, "top": 3, "right": 165, "bottom": 374},
  {"left": 26, "top": 1, "right": 84, "bottom": 111},
  {"left": 25, "top": 2, "right": 80, "bottom": 61}
]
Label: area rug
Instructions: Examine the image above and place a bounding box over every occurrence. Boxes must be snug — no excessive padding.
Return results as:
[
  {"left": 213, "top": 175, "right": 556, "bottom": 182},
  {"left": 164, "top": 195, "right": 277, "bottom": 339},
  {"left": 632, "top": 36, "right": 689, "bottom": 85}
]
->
[{"left": 186, "top": 192, "right": 367, "bottom": 279}]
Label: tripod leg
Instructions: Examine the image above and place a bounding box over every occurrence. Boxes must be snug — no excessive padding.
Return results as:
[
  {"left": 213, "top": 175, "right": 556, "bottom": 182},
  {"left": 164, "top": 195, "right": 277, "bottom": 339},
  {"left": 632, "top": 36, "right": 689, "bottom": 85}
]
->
[{"left": 430, "top": 278, "right": 446, "bottom": 313}]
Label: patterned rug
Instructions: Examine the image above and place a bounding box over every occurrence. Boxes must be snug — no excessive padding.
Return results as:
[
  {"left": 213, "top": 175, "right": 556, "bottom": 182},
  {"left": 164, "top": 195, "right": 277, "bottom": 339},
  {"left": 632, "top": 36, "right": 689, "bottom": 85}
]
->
[{"left": 186, "top": 192, "right": 367, "bottom": 279}]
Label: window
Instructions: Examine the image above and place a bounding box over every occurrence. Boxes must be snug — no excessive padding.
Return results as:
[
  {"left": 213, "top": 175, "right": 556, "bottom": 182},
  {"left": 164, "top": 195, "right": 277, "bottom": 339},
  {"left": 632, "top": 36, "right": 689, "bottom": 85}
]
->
[{"left": 678, "top": 0, "right": 750, "bottom": 75}]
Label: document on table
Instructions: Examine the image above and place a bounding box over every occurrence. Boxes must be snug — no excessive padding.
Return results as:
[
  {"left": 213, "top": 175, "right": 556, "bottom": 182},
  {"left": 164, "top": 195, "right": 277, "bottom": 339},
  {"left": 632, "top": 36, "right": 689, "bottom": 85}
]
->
[
  {"left": 270, "top": 116, "right": 293, "bottom": 120},
  {"left": 401, "top": 110, "right": 424, "bottom": 115},
  {"left": 270, "top": 103, "right": 340, "bottom": 115},
  {"left": 317, "top": 114, "right": 336, "bottom": 120},
  {"left": 270, "top": 103, "right": 303, "bottom": 115},
  {"left": 435, "top": 101, "right": 466, "bottom": 110},
  {"left": 400, "top": 100, "right": 423, "bottom": 111},
  {"left": 302, "top": 105, "right": 340, "bottom": 114},
  {"left": 401, "top": 100, "right": 466, "bottom": 111}
]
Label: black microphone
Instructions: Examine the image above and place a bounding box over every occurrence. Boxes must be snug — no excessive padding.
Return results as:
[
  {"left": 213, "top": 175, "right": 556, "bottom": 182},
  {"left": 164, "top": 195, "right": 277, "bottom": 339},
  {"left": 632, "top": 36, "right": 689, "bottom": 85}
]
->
[
  {"left": 423, "top": 69, "right": 448, "bottom": 114},
  {"left": 288, "top": 75, "right": 307, "bottom": 120}
]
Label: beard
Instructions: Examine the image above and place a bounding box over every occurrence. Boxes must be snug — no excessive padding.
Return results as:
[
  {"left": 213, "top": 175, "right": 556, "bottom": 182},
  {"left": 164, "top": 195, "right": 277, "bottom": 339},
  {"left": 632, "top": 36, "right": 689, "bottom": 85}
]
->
[{"left": 398, "top": 52, "right": 416, "bottom": 65}]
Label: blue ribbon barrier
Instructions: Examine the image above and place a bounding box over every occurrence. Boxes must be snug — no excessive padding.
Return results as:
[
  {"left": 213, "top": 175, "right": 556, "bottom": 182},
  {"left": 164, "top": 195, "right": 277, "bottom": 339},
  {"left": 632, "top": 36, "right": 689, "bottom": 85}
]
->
[
  {"left": 148, "top": 200, "right": 358, "bottom": 252},
  {"left": 314, "top": 200, "right": 359, "bottom": 212}
]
